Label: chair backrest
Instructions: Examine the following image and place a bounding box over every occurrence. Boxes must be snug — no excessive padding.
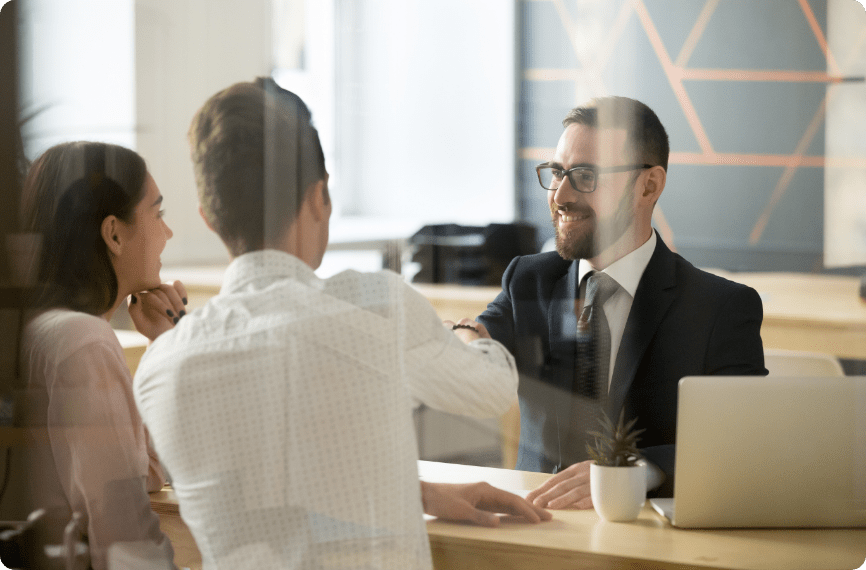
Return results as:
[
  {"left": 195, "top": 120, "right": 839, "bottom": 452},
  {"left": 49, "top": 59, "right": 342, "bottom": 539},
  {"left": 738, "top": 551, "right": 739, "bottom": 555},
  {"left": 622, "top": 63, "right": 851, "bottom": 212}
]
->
[{"left": 763, "top": 348, "right": 845, "bottom": 377}]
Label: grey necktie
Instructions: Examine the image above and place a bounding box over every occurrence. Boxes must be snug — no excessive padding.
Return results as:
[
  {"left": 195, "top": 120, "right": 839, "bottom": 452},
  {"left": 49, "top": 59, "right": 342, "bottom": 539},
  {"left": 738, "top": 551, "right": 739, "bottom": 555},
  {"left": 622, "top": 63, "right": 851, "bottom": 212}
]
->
[
  {"left": 575, "top": 271, "right": 620, "bottom": 399},
  {"left": 559, "top": 271, "right": 621, "bottom": 470}
]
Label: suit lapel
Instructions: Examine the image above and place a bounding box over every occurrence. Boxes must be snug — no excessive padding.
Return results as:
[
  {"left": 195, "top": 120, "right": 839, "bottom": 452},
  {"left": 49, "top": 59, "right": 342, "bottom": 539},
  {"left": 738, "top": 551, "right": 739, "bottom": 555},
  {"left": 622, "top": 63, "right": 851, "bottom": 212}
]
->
[
  {"left": 608, "top": 233, "right": 678, "bottom": 417},
  {"left": 544, "top": 260, "right": 581, "bottom": 460},
  {"left": 547, "top": 260, "right": 580, "bottom": 392}
]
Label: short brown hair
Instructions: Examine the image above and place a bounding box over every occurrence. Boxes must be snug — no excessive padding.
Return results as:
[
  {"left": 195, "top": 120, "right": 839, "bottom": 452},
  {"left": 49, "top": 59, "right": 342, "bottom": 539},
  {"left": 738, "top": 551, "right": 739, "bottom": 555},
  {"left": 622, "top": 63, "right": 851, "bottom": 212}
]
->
[
  {"left": 188, "top": 77, "right": 327, "bottom": 256},
  {"left": 22, "top": 141, "right": 148, "bottom": 315},
  {"left": 563, "top": 96, "right": 669, "bottom": 171}
]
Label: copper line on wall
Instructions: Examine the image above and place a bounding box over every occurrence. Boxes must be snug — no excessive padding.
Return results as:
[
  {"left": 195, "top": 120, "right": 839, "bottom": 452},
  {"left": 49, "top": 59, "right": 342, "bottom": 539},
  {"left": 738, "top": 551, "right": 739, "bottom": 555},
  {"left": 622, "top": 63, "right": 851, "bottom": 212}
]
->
[
  {"left": 633, "top": 0, "right": 715, "bottom": 156},
  {"left": 551, "top": 0, "right": 609, "bottom": 97},
  {"left": 523, "top": 150, "right": 866, "bottom": 168},
  {"left": 674, "top": 0, "right": 720, "bottom": 68},
  {"left": 748, "top": 15, "right": 866, "bottom": 246},
  {"left": 520, "top": 147, "right": 555, "bottom": 162},
  {"left": 682, "top": 69, "right": 855, "bottom": 82},
  {"left": 798, "top": 0, "right": 842, "bottom": 76},
  {"left": 669, "top": 152, "right": 824, "bottom": 167},
  {"left": 749, "top": 95, "right": 829, "bottom": 244},
  {"left": 526, "top": 68, "right": 859, "bottom": 83}
]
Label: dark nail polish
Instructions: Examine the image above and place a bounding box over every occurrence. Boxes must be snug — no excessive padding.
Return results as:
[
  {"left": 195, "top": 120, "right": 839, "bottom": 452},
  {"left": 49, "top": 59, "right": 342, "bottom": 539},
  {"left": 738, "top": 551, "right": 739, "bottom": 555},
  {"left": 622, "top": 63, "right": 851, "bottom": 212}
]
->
[
  {"left": 167, "top": 309, "right": 174, "bottom": 317},
  {"left": 182, "top": 297, "right": 187, "bottom": 305},
  {"left": 173, "top": 316, "right": 179, "bottom": 324},
  {"left": 179, "top": 310, "right": 186, "bottom": 317},
  {"left": 130, "top": 295, "right": 137, "bottom": 304}
]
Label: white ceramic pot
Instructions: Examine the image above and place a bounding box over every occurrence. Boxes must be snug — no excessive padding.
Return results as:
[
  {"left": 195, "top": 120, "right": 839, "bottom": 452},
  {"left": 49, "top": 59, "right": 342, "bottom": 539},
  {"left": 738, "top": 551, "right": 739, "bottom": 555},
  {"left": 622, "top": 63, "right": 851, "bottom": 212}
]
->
[{"left": 590, "top": 462, "right": 647, "bottom": 522}]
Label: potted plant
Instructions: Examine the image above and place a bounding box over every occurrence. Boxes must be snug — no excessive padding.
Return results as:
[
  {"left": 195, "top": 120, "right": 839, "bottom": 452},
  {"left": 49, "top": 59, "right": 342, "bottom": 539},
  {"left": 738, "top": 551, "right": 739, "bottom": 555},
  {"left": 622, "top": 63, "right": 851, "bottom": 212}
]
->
[{"left": 586, "top": 409, "right": 647, "bottom": 522}]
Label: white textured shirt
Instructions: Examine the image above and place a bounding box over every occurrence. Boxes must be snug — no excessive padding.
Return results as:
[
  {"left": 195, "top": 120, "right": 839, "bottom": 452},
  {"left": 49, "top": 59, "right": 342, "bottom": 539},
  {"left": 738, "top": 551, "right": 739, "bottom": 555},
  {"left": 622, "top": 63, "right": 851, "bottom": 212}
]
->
[
  {"left": 134, "top": 250, "right": 517, "bottom": 570},
  {"left": 577, "top": 230, "right": 656, "bottom": 388}
]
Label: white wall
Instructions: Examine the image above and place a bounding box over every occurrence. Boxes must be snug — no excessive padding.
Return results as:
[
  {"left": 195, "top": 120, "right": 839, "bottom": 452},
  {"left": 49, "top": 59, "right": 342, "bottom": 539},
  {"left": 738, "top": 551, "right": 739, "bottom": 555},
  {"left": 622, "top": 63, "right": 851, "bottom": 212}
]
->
[
  {"left": 135, "top": 0, "right": 273, "bottom": 266},
  {"left": 824, "top": 0, "right": 866, "bottom": 267},
  {"left": 19, "top": 0, "right": 517, "bottom": 266},
  {"left": 335, "top": 0, "right": 517, "bottom": 226},
  {"left": 18, "top": 0, "right": 136, "bottom": 155}
]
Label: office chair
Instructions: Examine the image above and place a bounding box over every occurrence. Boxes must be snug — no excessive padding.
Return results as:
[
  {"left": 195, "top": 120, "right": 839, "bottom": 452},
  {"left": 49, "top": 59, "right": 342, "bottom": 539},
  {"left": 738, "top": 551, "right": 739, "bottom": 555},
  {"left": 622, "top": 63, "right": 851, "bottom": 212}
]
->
[{"left": 763, "top": 348, "right": 845, "bottom": 377}]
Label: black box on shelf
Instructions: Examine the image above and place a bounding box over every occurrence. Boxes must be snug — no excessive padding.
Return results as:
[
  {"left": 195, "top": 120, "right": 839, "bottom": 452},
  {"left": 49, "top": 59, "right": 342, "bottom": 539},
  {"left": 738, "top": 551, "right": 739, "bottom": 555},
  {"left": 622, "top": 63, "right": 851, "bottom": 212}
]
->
[{"left": 409, "top": 223, "right": 537, "bottom": 286}]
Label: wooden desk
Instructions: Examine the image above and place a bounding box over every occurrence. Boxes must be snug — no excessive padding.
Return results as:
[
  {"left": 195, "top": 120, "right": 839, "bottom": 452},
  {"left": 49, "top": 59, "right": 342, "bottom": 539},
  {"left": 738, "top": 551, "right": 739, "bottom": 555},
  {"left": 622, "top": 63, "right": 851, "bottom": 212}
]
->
[
  {"left": 720, "top": 272, "right": 866, "bottom": 360},
  {"left": 150, "top": 487, "right": 202, "bottom": 570},
  {"left": 115, "top": 329, "right": 148, "bottom": 376},
  {"left": 413, "top": 275, "right": 866, "bottom": 361},
  {"left": 150, "top": 461, "right": 866, "bottom": 570},
  {"left": 420, "top": 461, "right": 866, "bottom": 570}
]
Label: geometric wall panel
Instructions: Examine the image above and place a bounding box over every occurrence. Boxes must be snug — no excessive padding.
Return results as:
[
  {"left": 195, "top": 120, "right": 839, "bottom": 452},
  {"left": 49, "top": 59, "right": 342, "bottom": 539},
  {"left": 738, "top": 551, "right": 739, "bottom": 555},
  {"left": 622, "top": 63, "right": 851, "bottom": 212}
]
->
[
  {"left": 518, "top": 0, "right": 853, "bottom": 271},
  {"left": 688, "top": 0, "right": 828, "bottom": 71},
  {"left": 685, "top": 80, "right": 826, "bottom": 154}
]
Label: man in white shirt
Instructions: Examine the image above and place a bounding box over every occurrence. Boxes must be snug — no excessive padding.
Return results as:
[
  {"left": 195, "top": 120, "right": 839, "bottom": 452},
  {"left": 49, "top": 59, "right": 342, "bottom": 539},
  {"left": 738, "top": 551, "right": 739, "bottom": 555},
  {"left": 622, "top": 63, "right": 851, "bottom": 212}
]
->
[
  {"left": 477, "top": 96, "right": 767, "bottom": 508},
  {"left": 133, "top": 78, "right": 548, "bottom": 570}
]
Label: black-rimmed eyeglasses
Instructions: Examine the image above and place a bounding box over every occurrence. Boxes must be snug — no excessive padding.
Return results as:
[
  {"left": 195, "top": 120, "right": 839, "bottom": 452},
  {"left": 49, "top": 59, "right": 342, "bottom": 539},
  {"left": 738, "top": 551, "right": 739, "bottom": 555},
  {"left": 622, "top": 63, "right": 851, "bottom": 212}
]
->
[{"left": 536, "top": 163, "right": 653, "bottom": 193}]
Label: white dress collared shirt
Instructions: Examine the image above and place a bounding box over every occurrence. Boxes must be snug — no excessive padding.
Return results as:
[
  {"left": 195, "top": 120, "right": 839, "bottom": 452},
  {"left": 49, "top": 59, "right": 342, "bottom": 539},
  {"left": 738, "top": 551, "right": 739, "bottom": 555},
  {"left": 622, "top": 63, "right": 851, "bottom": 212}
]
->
[
  {"left": 134, "top": 250, "right": 517, "bottom": 570},
  {"left": 577, "top": 232, "right": 665, "bottom": 489},
  {"left": 577, "top": 230, "right": 657, "bottom": 389}
]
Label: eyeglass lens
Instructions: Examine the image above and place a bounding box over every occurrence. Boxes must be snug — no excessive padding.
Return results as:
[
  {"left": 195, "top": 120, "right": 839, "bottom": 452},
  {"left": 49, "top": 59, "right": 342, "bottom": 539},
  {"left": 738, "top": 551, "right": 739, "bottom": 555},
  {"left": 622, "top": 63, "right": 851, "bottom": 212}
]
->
[{"left": 538, "top": 167, "right": 596, "bottom": 192}]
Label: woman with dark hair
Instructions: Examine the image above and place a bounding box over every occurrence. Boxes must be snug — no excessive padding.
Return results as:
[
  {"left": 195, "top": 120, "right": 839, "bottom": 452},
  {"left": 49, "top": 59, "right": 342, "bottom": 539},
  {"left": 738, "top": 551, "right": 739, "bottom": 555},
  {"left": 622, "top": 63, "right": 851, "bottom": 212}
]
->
[{"left": 9, "top": 141, "right": 185, "bottom": 569}]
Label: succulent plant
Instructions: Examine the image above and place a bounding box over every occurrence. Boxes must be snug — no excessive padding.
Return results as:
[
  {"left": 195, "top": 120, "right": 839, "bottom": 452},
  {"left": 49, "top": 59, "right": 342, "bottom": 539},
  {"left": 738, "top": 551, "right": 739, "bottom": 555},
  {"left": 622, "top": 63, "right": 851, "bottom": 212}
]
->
[{"left": 586, "top": 409, "right": 645, "bottom": 467}]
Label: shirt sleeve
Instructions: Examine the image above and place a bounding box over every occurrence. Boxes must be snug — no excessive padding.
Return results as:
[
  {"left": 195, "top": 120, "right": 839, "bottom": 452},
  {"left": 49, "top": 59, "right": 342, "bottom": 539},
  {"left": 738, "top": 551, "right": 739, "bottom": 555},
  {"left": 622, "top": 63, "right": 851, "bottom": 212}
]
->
[
  {"left": 401, "top": 281, "right": 517, "bottom": 417},
  {"left": 46, "top": 339, "right": 173, "bottom": 570},
  {"left": 144, "top": 426, "right": 167, "bottom": 492}
]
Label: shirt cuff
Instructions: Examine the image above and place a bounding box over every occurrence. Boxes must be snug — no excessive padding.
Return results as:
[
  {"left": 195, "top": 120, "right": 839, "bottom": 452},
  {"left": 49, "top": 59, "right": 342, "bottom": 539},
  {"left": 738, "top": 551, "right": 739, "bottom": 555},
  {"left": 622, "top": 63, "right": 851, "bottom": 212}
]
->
[{"left": 639, "top": 459, "right": 666, "bottom": 491}]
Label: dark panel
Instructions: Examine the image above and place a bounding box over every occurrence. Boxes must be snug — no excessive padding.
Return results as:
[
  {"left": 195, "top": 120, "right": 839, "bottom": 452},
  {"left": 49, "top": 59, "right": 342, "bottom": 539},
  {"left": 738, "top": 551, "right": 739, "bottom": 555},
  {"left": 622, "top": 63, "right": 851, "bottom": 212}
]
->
[
  {"left": 643, "top": 0, "right": 712, "bottom": 64},
  {"left": 661, "top": 163, "right": 777, "bottom": 244},
  {"left": 758, "top": 166, "right": 824, "bottom": 251},
  {"left": 688, "top": 0, "right": 828, "bottom": 71},
  {"left": 602, "top": 13, "right": 703, "bottom": 153},
  {"left": 685, "top": 80, "right": 827, "bottom": 154}
]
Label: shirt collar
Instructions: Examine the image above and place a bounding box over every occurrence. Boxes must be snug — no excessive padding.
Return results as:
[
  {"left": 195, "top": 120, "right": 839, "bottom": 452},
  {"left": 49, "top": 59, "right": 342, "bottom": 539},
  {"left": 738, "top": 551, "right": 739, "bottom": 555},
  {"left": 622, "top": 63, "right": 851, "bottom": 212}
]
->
[
  {"left": 577, "top": 230, "right": 657, "bottom": 298},
  {"left": 222, "top": 249, "right": 317, "bottom": 294}
]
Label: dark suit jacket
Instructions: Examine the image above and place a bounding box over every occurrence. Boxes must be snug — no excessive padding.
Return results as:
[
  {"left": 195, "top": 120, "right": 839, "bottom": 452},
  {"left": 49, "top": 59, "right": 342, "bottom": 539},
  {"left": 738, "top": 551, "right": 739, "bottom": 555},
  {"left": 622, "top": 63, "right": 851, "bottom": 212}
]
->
[{"left": 477, "top": 232, "right": 767, "bottom": 497}]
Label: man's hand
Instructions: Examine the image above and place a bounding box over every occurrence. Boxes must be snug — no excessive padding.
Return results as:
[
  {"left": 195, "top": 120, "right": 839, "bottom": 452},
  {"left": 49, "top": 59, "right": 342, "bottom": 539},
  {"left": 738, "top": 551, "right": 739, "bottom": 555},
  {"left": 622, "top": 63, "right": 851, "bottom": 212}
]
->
[
  {"left": 128, "top": 280, "right": 188, "bottom": 342},
  {"left": 525, "top": 460, "right": 593, "bottom": 510},
  {"left": 420, "top": 481, "right": 552, "bottom": 527},
  {"left": 442, "top": 318, "right": 492, "bottom": 344}
]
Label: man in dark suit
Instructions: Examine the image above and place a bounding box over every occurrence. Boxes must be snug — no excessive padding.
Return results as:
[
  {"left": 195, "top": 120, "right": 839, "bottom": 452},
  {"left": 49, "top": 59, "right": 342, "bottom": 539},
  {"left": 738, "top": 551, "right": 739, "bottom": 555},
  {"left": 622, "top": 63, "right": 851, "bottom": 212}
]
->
[{"left": 475, "top": 96, "right": 767, "bottom": 508}]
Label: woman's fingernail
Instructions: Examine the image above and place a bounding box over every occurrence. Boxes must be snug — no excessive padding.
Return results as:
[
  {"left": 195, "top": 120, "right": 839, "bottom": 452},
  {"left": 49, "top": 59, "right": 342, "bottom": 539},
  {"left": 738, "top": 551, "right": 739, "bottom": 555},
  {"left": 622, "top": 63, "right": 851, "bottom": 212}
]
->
[
  {"left": 167, "top": 309, "right": 174, "bottom": 317},
  {"left": 179, "top": 310, "right": 186, "bottom": 317},
  {"left": 130, "top": 295, "right": 137, "bottom": 304},
  {"left": 182, "top": 297, "right": 187, "bottom": 305},
  {"left": 173, "top": 317, "right": 179, "bottom": 324}
]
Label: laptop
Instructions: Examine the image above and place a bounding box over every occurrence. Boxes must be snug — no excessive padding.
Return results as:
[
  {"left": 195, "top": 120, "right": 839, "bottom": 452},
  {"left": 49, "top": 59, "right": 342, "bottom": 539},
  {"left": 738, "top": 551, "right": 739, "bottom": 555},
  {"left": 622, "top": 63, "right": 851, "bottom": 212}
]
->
[{"left": 650, "top": 376, "right": 866, "bottom": 528}]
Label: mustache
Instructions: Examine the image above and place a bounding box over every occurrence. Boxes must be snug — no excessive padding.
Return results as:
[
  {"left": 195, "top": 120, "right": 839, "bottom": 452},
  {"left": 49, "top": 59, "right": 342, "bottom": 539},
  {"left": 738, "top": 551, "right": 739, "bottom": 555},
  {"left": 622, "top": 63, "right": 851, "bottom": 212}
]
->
[{"left": 552, "top": 203, "right": 594, "bottom": 217}]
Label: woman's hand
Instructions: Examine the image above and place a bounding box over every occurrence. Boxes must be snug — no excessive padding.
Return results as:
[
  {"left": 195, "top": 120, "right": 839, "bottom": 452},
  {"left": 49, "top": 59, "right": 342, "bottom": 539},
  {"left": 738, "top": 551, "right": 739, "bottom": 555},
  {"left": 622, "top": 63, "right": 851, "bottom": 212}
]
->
[{"left": 128, "top": 280, "right": 188, "bottom": 342}]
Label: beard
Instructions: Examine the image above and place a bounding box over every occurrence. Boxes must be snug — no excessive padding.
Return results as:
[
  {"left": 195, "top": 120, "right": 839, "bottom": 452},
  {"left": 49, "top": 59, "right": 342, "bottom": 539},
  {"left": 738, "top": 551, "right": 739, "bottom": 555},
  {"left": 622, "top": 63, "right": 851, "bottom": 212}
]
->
[{"left": 552, "top": 187, "right": 635, "bottom": 261}]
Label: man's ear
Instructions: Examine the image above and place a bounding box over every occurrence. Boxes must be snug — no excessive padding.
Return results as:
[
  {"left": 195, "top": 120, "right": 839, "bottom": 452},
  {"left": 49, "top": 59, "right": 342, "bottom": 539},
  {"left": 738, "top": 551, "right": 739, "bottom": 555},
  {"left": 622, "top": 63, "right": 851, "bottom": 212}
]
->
[
  {"left": 199, "top": 205, "right": 216, "bottom": 232},
  {"left": 308, "top": 179, "right": 329, "bottom": 223},
  {"left": 641, "top": 166, "right": 666, "bottom": 203},
  {"left": 101, "top": 215, "right": 123, "bottom": 256}
]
